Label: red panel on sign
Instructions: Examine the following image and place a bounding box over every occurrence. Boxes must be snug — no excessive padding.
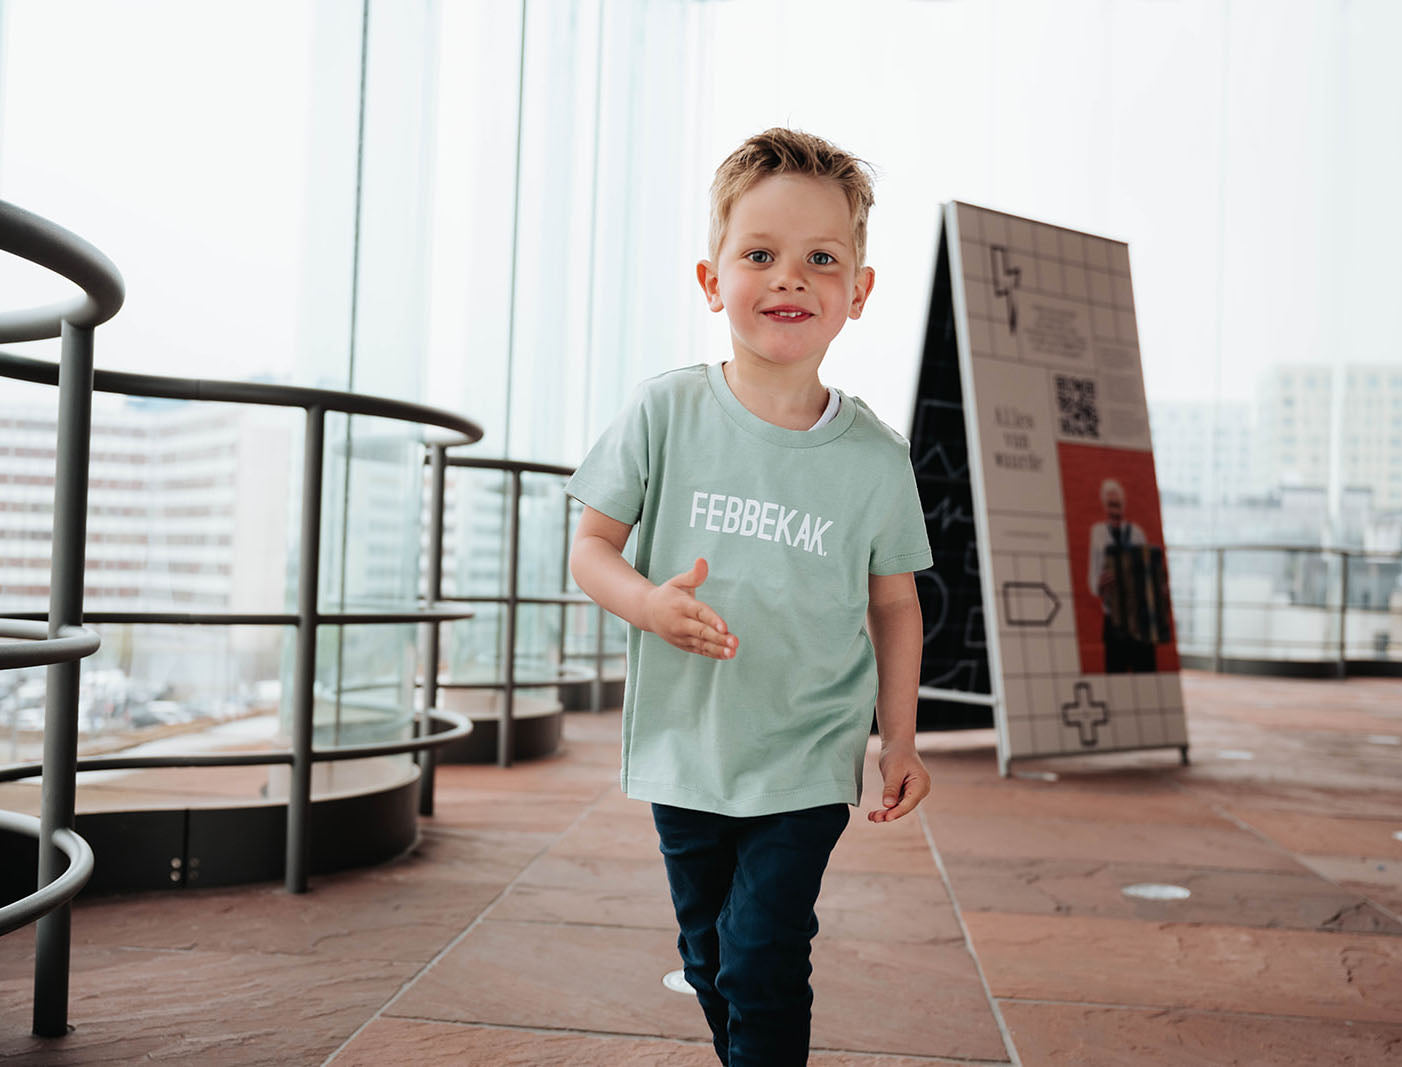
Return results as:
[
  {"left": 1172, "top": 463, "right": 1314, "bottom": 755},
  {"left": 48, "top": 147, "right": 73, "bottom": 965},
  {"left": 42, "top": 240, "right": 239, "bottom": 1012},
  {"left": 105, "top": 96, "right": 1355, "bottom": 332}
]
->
[{"left": 1058, "top": 441, "right": 1179, "bottom": 675}]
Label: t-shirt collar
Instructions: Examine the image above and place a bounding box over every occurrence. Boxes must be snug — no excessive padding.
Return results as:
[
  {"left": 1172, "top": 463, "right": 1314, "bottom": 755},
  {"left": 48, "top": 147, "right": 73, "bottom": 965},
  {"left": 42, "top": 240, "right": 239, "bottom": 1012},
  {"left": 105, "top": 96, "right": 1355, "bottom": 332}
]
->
[{"left": 706, "top": 362, "right": 856, "bottom": 448}]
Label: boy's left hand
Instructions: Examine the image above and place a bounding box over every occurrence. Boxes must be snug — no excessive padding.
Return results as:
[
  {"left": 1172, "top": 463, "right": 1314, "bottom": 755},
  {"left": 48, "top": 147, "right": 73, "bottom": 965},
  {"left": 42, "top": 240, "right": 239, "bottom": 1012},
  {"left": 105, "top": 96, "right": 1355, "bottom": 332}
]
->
[{"left": 867, "top": 743, "right": 931, "bottom": 823}]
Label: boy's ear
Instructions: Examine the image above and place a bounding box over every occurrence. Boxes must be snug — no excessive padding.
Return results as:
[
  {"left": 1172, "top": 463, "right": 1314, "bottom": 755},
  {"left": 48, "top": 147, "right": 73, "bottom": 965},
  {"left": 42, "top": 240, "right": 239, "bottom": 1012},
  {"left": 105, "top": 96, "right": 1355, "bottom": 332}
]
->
[
  {"left": 696, "top": 260, "right": 724, "bottom": 312},
  {"left": 848, "top": 266, "right": 876, "bottom": 320}
]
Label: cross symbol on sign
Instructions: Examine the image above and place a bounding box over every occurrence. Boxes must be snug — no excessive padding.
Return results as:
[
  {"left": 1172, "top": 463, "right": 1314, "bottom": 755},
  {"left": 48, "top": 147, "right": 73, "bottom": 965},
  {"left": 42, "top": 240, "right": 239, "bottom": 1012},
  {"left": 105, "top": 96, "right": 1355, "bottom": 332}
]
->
[{"left": 1060, "top": 682, "right": 1109, "bottom": 747}]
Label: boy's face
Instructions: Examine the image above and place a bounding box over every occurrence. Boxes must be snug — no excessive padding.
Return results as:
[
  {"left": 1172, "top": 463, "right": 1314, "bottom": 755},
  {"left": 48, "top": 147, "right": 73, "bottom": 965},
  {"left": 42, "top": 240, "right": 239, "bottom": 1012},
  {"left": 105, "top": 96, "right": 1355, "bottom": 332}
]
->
[{"left": 697, "top": 174, "right": 875, "bottom": 373}]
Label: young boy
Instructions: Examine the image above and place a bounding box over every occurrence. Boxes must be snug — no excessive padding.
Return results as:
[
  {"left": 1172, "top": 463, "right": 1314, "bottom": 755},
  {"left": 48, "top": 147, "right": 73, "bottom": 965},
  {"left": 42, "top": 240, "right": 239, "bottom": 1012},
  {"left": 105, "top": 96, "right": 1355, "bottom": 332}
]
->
[{"left": 566, "top": 128, "right": 931, "bottom": 1066}]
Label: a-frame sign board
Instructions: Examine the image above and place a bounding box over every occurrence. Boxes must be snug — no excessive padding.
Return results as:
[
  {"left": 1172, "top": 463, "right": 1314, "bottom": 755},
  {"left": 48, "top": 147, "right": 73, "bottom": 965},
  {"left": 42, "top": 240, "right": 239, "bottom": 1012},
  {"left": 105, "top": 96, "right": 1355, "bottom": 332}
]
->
[{"left": 909, "top": 201, "right": 1189, "bottom": 776}]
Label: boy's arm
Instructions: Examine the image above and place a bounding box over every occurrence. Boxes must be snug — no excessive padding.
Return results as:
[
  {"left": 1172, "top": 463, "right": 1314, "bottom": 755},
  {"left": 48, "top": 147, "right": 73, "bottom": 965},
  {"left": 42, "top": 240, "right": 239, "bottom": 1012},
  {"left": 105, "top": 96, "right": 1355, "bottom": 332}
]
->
[
  {"left": 865, "top": 570, "right": 930, "bottom": 823},
  {"left": 569, "top": 505, "right": 737, "bottom": 659}
]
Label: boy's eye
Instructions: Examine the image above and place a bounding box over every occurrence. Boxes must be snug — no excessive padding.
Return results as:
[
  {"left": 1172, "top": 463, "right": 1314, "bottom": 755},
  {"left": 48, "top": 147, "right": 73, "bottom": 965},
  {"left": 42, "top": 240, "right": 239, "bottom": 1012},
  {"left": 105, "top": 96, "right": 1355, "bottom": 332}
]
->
[
  {"left": 809, "top": 252, "right": 835, "bottom": 266},
  {"left": 745, "top": 250, "right": 772, "bottom": 264}
]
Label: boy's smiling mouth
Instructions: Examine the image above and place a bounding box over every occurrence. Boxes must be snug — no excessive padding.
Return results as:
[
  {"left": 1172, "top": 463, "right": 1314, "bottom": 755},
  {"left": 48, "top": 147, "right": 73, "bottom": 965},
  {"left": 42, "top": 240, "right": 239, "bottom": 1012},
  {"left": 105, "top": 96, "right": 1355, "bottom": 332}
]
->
[{"left": 761, "top": 305, "right": 812, "bottom": 320}]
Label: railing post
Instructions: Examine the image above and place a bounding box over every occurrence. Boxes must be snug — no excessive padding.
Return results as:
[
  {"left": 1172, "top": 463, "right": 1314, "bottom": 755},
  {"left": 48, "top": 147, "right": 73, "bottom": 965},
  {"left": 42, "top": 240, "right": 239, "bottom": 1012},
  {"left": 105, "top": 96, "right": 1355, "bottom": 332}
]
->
[
  {"left": 559, "top": 492, "right": 571, "bottom": 685},
  {"left": 499, "top": 469, "right": 522, "bottom": 767},
  {"left": 32, "top": 321, "right": 95, "bottom": 1038},
  {"left": 1212, "top": 546, "right": 1226, "bottom": 674},
  {"left": 286, "top": 406, "right": 325, "bottom": 893},
  {"left": 1338, "top": 549, "right": 1350, "bottom": 677},
  {"left": 419, "top": 443, "right": 447, "bottom": 815}
]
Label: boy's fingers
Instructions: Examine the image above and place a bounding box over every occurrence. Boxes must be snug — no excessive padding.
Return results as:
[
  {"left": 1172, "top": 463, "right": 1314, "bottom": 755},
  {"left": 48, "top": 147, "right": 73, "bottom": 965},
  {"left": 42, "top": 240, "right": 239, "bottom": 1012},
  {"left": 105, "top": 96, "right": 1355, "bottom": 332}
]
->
[
  {"left": 869, "top": 774, "right": 929, "bottom": 822},
  {"left": 683, "top": 635, "right": 734, "bottom": 659},
  {"left": 695, "top": 602, "right": 729, "bottom": 635},
  {"left": 687, "top": 621, "right": 736, "bottom": 658},
  {"left": 880, "top": 790, "right": 922, "bottom": 821}
]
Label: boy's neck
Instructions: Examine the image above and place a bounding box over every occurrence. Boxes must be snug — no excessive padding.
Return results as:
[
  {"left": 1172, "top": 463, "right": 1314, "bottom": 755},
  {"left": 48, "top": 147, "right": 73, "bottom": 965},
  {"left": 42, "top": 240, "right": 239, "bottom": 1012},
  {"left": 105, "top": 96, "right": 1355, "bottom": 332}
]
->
[{"left": 721, "top": 357, "right": 831, "bottom": 431}]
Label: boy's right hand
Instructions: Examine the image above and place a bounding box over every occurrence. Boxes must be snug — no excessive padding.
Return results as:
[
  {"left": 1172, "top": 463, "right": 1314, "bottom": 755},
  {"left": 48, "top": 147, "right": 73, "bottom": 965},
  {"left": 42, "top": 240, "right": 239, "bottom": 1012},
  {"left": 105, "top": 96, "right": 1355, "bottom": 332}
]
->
[{"left": 644, "top": 557, "right": 738, "bottom": 660}]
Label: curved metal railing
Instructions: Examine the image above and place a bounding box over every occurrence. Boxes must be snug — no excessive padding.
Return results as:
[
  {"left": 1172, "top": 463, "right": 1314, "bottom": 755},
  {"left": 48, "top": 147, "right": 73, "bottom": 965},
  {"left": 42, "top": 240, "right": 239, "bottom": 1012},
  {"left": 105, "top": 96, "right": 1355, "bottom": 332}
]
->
[
  {"left": 0, "top": 620, "right": 101, "bottom": 670},
  {"left": 421, "top": 451, "right": 622, "bottom": 769},
  {"left": 0, "top": 349, "right": 485, "bottom": 890},
  {"left": 0, "top": 707, "right": 473, "bottom": 784},
  {"left": 1167, "top": 543, "right": 1402, "bottom": 675},
  {"left": 1, "top": 198, "right": 123, "bottom": 1039},
  {"left": 0, "top": 812, "right": 93, "bottom": 938},
  {"left": 0, "top": 197, "right": 485, "bottom": 1037}
]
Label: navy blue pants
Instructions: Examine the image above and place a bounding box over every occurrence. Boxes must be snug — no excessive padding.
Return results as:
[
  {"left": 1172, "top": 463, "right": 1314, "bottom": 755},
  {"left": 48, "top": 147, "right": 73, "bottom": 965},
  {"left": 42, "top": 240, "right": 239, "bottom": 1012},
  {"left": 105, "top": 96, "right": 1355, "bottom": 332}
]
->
[{"left": 652, "top": 802, "right": 850, "bottom": 1067}]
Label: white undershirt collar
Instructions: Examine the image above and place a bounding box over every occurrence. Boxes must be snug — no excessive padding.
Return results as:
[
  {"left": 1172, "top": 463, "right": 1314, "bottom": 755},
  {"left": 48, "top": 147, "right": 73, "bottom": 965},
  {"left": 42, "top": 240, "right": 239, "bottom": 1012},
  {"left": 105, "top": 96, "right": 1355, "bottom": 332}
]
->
[{"left": 808, "top": 389, "right": 840, "bottom": 431}]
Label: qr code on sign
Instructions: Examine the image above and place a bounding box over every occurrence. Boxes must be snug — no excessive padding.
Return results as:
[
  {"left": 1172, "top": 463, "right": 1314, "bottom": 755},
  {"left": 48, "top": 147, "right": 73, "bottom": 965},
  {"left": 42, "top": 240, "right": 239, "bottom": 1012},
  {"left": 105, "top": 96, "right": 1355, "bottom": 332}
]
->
[{"left": 1056, "top": 375, "right": 1099, "bottom": 438}]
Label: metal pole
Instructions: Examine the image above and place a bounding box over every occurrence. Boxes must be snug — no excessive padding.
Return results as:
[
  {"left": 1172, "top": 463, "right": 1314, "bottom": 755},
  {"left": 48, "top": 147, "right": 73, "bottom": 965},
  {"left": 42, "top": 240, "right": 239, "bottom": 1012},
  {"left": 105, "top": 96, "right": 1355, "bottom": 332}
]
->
[
  {"left": 1338, "top": 549, "right": 1349, "bottom": 677},
  {"left": 499, "top": 470, "right": 521, "bottom": 767},
  {"left": 33, "top": 321, "right": 95, "bottom": 1038},
  {"left": 419, "top": 444, "right": 446, "bottom": 815},
  {"left": 559, "top": 492, "right": 571, "bottom": 688},
  {"left": 286, "top": 406, "right": 325, "bottom": 893},
  {"left": 1213, "top": 547, "right": 1226, "bottom": 673}
]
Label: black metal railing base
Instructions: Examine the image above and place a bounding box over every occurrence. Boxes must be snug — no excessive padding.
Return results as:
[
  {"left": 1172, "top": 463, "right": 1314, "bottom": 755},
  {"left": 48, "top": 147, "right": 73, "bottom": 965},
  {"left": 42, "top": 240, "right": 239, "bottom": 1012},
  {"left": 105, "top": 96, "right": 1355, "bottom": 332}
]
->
[
  {"left": 0, "top": 766, "right": 420, "bottom": 900},
  {"left": 1180, "top": 652, "right": 1402, "bottom": 679}
]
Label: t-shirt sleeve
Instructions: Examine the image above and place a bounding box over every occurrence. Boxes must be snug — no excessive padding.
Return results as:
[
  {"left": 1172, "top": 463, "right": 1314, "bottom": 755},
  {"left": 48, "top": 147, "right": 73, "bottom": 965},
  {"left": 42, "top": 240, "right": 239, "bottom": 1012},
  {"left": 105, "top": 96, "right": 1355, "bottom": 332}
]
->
[
  {"left": 564, "top": 391, "right": 650, "bottom": 526},
  {"left": 869, "top": 451, "right": 933, "bottom": 575}
]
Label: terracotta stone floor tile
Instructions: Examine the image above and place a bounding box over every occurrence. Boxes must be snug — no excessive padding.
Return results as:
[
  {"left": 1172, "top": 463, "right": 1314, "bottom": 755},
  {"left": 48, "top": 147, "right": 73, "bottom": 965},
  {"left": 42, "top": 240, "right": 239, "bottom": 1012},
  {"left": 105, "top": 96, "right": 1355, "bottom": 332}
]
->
[
  {"left": 420, "top": 789, "right": 593, "bottom": 833},
  {"left": 0, "top": 944, "right": 418, "bottom": 1065},
  {"left": 1172, "top": 742, "right": 1402, "bottom": 798},
  {"left": 6, "top": 678, "right": 1402, "bottom": 1064},
  {"left": 964, "top": 911, "right": 1402, "bottom": 1022},
  {"left": 941, "top": 856, "right": 1402, "bottom": 933},
  {"left": 546, "top": 805, "right": 669, "bottom": 862},
  {"left": 930, "top": 810, "right": 1308, "bottom": 871},
  {"left": 331, "top": 1018, "right": 981, "bottom": 1066},
  {"left": 1178, "top": 777, "right": 1402, "bottom": 820},
  {"left": 1222, "top": 806, "right": 1402, "bottom": 860},
  {"left": 590, "top": 787, "right": 657, "bottom": 815},
  {"left": 1000, "top": 1001, "right": 1402, "bottom": 1067},
  {"left": 56, "top": 874, "right": 501, "bottom": 963},
  {"left": 810, "top": 937, "right": 1009, "bottom": 1061},
  {"left": 1298, "top": 855, "right": 1402, "bottom": 920},
  {"left": 433, "top": 756, "right": 615, "bottom": 799},
  {"left": 815, "top": 871, "right": 961, "bottom": 944},
  {"left": 827, "top": 812, "right": 938, "bottom": 876},
  {"left": 405, "top": 825, "right": 557, "bottom": 885},
  {"left": 386, "top": 918, "right": 714, "bottom": 1040},
  {"left": 924, "top": 780, "right": 1231, "bottom": 827},
  {"left": 332, "top": 1018, "right": 718, "bottom": 1066},
  {"left": 490, "top": 852, "right": 677, "bottom": 929}
]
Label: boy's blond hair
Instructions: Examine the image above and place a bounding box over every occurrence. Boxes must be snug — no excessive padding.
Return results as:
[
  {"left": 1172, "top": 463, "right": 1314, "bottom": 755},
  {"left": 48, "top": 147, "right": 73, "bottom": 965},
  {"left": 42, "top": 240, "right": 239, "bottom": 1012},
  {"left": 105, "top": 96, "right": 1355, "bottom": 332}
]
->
[{"left": 708, "top": 128, "right": 875, "bottom": 266}]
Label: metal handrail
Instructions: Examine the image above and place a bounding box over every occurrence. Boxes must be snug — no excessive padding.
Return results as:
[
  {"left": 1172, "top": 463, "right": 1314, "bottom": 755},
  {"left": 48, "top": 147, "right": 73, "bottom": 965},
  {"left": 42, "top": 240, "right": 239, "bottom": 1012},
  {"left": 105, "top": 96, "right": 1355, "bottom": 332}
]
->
[
  {"left": 0, "top": 196, "right": 485, "bottom": 1037},
  {"left": 1168, "top": 542, "right": 1402, "bottom": 558},
  {"left": 422, "top": 450, "right": 622, "bottom": 769},
  {"left": 0, "top": 621, "right": 101, "bottom": 669},
  {"left": 1166, "top": 542, "right": 1401, "bottom": 674},
  {"left": 0, "top": 707, "right": 471, "bottom": 783},
  {"left": 1, "top": 199, "right": 120, "bottom": 1039},
  {"left": 0, "top": 813, "right": 93, "bottom": 938},
  {"left": 3, "top": 608, "right": 475, "bottom": 627},
  {"left": 0, "top": 348, "right": 481, "bottom": 439},
  {"left": 0, "top": 201, "right": 123, "bottom": 340}
]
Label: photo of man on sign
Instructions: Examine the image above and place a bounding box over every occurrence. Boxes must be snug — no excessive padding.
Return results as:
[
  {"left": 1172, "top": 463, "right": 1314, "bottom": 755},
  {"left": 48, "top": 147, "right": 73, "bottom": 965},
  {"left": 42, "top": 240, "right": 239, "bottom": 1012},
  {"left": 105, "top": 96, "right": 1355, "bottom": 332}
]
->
[{"left": 1059, "top": 443, "right": 1178, "bottom": 676}]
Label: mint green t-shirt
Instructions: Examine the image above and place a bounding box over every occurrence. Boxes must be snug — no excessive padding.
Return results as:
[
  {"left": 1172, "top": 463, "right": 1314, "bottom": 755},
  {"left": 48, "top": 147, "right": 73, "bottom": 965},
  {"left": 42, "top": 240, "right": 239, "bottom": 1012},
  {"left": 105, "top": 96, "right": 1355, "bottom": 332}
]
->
[{"left": 565, "top": 362, "right": 932, "bottom": 817}]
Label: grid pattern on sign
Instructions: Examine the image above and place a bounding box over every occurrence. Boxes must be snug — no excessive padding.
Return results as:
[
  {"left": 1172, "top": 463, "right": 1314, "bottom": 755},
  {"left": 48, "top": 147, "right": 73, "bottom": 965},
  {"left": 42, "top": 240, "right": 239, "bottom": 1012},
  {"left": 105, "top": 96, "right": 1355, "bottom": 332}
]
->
[
  {"left": 994, "top": 548, "right": 1186, "bottom": 757},
  {"left": 953, "top": 201, "right": 1186, "bottom": 761},
  {"left": 958, "top": 205, "right": 1140, "bottom": 361},
  {"left": 958, "top": 205, "right": 1153, "bottom": 452}
]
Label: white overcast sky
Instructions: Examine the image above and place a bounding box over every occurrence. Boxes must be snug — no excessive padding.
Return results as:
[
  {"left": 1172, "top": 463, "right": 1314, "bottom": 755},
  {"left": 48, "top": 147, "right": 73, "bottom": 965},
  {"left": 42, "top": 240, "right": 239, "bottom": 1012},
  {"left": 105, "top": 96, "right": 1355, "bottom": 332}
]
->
[{"left": 2, "top": 0, "right": 1399, "bottom": 421}]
